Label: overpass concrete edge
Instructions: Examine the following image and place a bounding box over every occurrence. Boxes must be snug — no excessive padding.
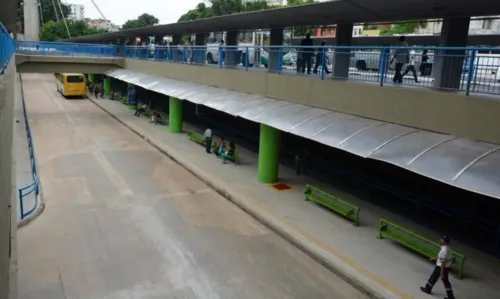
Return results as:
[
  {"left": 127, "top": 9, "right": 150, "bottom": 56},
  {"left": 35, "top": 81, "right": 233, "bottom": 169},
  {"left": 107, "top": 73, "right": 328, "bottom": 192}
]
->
[{"left": 89, "top": 97, "right": 411, "bottom": 299}]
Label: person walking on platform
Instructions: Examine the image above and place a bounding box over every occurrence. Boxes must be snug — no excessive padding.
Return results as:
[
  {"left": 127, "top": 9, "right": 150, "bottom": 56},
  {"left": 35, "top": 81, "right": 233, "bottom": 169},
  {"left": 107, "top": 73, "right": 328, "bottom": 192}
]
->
[
  {"left": 390, "top": 35, "right": 409, "bottom": 84},
  {"left": 204, "top": 128, "right": 213, "bottom": 154},
  {"left": 420, "top": 236, "right": 455, "bottom": 299},
  {"left": 300, "top": 33, "right": 314, "bottom": 74}
]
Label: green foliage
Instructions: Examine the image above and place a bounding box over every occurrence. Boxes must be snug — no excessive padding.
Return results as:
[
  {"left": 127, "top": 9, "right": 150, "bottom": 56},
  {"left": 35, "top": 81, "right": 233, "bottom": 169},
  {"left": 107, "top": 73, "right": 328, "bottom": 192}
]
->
[
  {"left": 390, "top": 21, "right": 427, "bottom": 34},
  {"left": 178, "top": 2, "right": 214, "bottom": 22},
  {"left": 19, "top": 0, "right": 70, "bottom": 26},
  {"left": 379, "top": 28, "right": 391, "bottom": 36},
  {"left": 178, "top": 0, "right": 278, "bottom": 22},
  {"left": 40, "top": 20, "right": 107, "bottom": 41},
  {"left": 287, "top": 0, "right": 314, "bottom": 5},
  {"left": 122, "top": 13, "right": 159, "bottom": 30}
]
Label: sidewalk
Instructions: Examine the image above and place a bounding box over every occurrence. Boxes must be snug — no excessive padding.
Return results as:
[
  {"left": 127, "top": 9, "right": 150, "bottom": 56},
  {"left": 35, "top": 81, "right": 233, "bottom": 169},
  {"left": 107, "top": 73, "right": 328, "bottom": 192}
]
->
[{"left": 91, "top": 97, "right": 500, "bottom": 299}]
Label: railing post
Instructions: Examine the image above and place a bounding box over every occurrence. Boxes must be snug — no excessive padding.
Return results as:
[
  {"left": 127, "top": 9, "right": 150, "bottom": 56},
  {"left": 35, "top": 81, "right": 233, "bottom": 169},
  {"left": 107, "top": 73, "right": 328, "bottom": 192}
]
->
[
  {"left": 321, "top": 47, "right": 326, "bottom": 80},
  {"left": 219, "top": 49, "right": 223, "bottom": 68},
  {"left": 465, "top": 49, "right": 476, "bottom": 96},
  {"left": 19, "top": 189, "right": 24, "bottom": 219},
  {"left": 378, "top": 48, "right": 389, "bottom": 86},
  {"left": 245, "top": 47, "right": 249, "bottom": 71},
  {"left": 278, "top": 47, "right": 283, "bottom": 74}
]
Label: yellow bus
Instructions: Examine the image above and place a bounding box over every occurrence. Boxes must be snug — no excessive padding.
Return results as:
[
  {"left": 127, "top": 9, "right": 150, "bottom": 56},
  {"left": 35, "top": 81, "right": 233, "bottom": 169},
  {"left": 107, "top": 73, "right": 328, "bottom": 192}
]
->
[{"left": 55, "top": 73, "right": 87, "bottom": 97}]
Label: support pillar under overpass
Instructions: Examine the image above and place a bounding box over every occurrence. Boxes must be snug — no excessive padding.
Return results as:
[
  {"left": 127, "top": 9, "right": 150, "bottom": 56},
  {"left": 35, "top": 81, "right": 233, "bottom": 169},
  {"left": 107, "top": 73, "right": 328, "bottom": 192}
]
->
[
  {"left": 268, "top": 28, "right": 284, "bottom": 72},
  {"left": 169, "top": 97, "right": 183, "bottom": 133},
  {"left": 103, "top": 76, "right": 111, "bottom": 97},
  {"left": 88, "top": 74, "right": 95, "bottom": 85},
  {"left": 258, "top": 124, "right": 281, "bottom": 184},
  {"left": 194, "top": 33, "right": 206, "bottom": 65},
  {"left": 224, "top": 31, "right": 239, "bottom": 67},
  {"left": 333, "top": 23, "right": 353, "bottom": 79},
  {"left": 433, "top": 17, "right": 471, "bottom": 90}
]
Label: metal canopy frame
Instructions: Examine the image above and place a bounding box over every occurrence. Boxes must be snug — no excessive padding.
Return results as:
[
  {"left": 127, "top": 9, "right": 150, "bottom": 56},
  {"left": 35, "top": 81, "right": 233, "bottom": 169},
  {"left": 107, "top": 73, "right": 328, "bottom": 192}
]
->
[
  {"left": 106, "top": 68, "right": 500, "bottom": 200},
  {"left": 65, "top": 0, "right": 500, "bottom": 42}
]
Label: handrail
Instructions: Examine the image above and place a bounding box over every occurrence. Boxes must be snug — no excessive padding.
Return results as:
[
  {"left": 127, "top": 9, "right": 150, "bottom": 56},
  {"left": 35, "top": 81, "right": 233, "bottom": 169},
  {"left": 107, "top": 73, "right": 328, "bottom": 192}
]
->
[
  {"left": 0, "top": 22, "right": 15, "bottom": 74},
  {"left": 18, "top": 74, "right": 41, "bottom": 220}
]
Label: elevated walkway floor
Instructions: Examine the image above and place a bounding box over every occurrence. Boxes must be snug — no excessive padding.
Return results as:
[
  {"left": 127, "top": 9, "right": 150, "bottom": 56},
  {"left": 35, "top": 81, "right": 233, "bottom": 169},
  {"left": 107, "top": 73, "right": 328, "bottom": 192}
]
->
[{"left": 91, "top": 96, "right": 500, "bottom": 299}]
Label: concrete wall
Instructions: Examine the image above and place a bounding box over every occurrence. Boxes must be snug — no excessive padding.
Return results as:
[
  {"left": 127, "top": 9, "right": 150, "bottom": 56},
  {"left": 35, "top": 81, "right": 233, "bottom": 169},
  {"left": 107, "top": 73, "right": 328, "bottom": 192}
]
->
[
  {"left": 15, "top": 55, "right": 124, "bottom": 74},
  {"left": 125, "top": 59, "right": 500, "bottom": 145},
  {"left": 0, "top": 61, "right": 15, "bottom": 299}
]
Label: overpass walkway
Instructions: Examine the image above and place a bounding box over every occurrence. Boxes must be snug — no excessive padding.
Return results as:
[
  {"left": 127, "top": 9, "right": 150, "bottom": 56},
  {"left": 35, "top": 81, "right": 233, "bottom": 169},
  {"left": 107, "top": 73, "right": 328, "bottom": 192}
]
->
[{"left": 90, "top": 95, "right": 500, "bottom": 299}]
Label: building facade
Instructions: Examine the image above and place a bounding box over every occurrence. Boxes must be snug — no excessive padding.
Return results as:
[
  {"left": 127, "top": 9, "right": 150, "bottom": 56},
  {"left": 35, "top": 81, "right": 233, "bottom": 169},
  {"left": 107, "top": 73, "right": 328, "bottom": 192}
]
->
[
  {"left": 69, "top": 4, "right": 85, "bottom": 21},
  {"left": 242, "top": 0, "right": 286, "bottom": 6},
  {"left": 86, "top": 18, "right": 120, "bottom": 32}
]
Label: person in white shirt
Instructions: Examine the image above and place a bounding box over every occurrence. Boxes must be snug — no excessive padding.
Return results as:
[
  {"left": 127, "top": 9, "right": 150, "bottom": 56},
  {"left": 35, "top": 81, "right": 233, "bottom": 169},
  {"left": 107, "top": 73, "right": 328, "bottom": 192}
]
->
[
  {"left": 420, "top": 236, "right": 455, "bottom": 299},
  {"left": 401, "top": 49, "right": 419, "bottom": 83},
  {"left": 204, "top": 128, "right": 213, "bottom": 154}
]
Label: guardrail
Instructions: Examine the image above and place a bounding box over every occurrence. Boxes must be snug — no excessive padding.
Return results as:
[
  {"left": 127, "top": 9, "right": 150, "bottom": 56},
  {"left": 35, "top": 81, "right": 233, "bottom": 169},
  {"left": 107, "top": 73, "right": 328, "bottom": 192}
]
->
[
  {"left": 15, "top": 40, "right": 118, "bottom": 57},
  {"left": 18, "top": 74, "right": 40, "bottom": 220},
  {"left": 0, "top": 22, "right": 15, "bottom": 74},
  {"left": 122, "top": 44, "right": 500, "bottom": 96}
]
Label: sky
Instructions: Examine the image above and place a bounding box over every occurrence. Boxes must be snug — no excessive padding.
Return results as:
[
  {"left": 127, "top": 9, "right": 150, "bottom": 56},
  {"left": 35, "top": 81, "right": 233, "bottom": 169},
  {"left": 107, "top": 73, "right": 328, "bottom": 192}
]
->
[{"left": 65, "top": 0, "right": 206, "bottom": 26}]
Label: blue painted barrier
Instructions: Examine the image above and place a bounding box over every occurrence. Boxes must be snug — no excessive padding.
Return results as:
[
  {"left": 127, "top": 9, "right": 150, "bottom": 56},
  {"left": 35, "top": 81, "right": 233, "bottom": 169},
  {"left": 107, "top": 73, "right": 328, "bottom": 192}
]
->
[
  {"left": 0, "top": 23, "right": 15, "bottom": 74},
  {"left": 18, "top": 74, "right": 40, "bottom": 220}
]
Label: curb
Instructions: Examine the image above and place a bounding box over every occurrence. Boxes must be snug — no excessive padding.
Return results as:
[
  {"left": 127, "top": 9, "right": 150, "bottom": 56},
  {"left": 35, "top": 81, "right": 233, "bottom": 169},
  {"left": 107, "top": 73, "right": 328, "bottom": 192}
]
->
[{"left": 89, "top": 98, "right": 404, "bottom": 299}]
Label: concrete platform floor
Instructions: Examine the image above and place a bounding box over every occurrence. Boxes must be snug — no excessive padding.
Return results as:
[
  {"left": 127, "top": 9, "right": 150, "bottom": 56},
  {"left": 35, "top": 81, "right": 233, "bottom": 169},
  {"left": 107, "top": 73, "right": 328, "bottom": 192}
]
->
[
  {"left": 17, "top": 73, "right": 367, "bottom": 299},
  {"left": 87, "top": 87, "right": 500, "bottom": 297}
]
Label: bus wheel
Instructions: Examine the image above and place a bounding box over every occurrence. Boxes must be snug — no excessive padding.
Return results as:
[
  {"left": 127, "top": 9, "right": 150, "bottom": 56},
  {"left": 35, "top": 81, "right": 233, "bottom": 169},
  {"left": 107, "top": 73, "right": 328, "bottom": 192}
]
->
[
  {"left": 207, "top": 53, "right": 214, "bottom": 64},
  {"left": 356, "top": 60, "right": 367, "bottom": 71}
]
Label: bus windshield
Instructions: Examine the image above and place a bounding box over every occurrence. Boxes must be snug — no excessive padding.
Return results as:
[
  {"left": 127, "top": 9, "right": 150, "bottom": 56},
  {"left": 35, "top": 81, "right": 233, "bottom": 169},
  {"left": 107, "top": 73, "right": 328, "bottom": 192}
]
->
[{"left": 66, "top": 75, "right": 84, "bottom": 83}]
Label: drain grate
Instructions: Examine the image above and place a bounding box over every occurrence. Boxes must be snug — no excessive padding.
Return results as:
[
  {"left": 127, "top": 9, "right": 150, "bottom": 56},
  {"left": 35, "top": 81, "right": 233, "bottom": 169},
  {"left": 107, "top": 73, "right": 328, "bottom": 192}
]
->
[{"left": 270, "top": 183, "right": 293, "bottom": 191}]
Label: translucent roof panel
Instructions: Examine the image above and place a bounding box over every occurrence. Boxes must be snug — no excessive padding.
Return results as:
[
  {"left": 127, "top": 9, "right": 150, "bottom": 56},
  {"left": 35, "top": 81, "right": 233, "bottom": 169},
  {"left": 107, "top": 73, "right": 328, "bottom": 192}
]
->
[{"left": 105, "top": 68, "right": 500, "bottom": 199}]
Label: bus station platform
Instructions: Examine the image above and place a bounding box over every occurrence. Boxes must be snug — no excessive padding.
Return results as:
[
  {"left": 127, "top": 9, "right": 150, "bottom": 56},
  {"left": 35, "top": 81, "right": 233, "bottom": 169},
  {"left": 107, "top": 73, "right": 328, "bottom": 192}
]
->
[{"left": 90, "top": 96, "right": 500, "bottom": 299}]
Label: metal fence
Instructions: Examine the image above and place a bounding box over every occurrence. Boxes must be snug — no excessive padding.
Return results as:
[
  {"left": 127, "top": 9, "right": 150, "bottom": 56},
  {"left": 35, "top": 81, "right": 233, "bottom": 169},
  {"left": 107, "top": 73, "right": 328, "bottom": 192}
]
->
[
  {"left": 15, "top": 40, "right": 118, "bottom": 57},
  {"left": 18, "top": 74, "right": 40, "bottom": 220},
  {"left": 123, "top": 44, "right": 500, "bottom": 96},
  {"left": 13, "top": 40, "right": 500, "bottom": 96},
  {"left": 0, "top": 23, "right": 15, "bottom": 74}
]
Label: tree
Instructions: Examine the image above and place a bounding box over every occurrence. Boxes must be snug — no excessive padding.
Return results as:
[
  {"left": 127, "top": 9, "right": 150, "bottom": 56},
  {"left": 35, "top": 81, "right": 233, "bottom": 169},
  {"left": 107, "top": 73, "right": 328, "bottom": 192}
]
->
[
  {"left": 390, "top": 21, "right": 427, "bottom": 34},
  {"left": 178, "top": 3, "right": 214, "bottom": 22},
  {"left": 122, "top": 13, "right": 159, "bottom": 30},
  {"left": 287, "top": 0, "right": 314, "bottom": 6},
  {"left": 178, "top": 0, "right": 274, "bottom": 22},
  {"left": 40, "top": 0, "right": 71, "bottom": 23},
  {"left": 40, "top": 20, "right": 107, "bottom": 41}
]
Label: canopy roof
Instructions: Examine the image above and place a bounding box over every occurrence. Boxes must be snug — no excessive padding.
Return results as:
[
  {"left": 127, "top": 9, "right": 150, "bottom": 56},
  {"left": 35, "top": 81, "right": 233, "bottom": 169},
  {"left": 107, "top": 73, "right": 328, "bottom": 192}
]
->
[{"left": 105, "top": 68, "right": 500, "bottom": 200}]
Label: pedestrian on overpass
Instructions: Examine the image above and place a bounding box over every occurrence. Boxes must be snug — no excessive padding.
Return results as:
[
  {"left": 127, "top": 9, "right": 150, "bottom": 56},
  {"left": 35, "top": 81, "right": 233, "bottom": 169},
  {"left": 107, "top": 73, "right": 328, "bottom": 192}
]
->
[
  {"left": 313, "top": 41, "right": 331, "bottom": 75},
  {"left": 401, "top": 49, "right": 419, "bottom": 83},
  {"left": 420, "top": 236, "right": 455, "bottom": 299},
  {"left": 390, "top": 35, "right": 409, "bottom": 84},
  {"left": 300, "top": 33, "right": 314, "bottom": 74},
  {"left": 204, "top": 128, "right": 213, "bottom": 154}
]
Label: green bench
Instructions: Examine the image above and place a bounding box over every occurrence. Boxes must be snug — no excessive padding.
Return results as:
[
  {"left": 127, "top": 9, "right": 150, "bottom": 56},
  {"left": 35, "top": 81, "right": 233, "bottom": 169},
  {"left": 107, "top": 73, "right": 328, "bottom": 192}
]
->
[
  {"left": 220, "top": 150, "right": 239, "bottom": 165},
  {"left": 378, "top": 219, "right": 466, "bottom": 280},
  {"left": 187, "top": 130, "right": 211, "bottom": 146},
  {"left": 304, "top": 185, "right": 360, "bottom": 226}
]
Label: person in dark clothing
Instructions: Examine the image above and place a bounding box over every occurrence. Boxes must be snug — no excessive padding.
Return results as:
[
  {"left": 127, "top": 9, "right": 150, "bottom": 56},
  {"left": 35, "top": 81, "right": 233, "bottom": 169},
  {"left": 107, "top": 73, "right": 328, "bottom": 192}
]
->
[
  {"left": 300, "top": 33, "right": 314, "bottom": 74},
  {"left": 420, "top": 49, "right": 431, "bottom": 76},
  {"left": 390, "top": 36, "right": 409, "bottom": 84},
  {"left": 313, "top": 41, "right": 330, "bottom": 75}
]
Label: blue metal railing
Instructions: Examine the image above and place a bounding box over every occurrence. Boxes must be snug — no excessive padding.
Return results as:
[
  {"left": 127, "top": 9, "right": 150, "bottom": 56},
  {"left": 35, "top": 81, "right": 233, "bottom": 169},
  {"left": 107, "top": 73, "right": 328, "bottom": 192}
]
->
[
  {"left": 0, "top": 22, "right": 15, "bottom": 74},
  {"left": 13, "top": 41, "right": 500, "bottom": 96},
  {"left": 122, "top": 44, "right": 500, "bottom": 96},
  {"left": 18, "top": 74, "right": 40, "bottom": 220},
  {"left": 15, "top": 40, "right": 119, "bottom": 57}
]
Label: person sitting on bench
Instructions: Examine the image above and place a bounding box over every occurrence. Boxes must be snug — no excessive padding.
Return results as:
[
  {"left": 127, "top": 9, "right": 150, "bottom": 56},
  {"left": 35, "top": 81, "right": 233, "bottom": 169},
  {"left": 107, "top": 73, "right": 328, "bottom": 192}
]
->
[
  {"left": 213, "top": 137, "right": 225, "bottom": 156},
  {"left": 150, "top": 111, "right": 160, "bottom": 124},
  {"left": 221, "top": 141, "right": 235, "bottom": 164},
  {"left": 134, "top": 104, "right": 147, "bottom": 117}
]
